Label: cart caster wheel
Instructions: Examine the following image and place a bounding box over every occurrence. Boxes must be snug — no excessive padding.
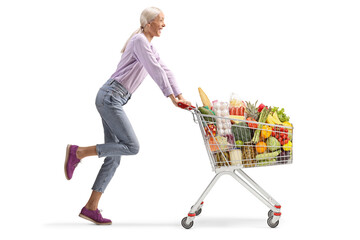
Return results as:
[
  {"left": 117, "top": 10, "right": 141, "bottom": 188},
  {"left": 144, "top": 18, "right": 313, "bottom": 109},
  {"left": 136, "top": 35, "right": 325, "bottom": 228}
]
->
[
  {"left": 195, "top": 208, "right": 202, "bottom": 216},
  {"left": 267, "top": 216, "right": 279, "bottom": 228},
  {"left": 181, "top": 217, "right": 194, "bottom": 229},
  {"left": 268, "top": 210, "right": 273, "bottom": 217}
]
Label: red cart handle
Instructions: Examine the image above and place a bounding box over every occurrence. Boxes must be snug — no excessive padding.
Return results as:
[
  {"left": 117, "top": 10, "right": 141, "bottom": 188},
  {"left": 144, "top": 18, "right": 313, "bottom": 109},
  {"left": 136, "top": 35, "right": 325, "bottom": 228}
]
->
[{"left": 178, "top": 102, "right": 196, "bottom": 110}]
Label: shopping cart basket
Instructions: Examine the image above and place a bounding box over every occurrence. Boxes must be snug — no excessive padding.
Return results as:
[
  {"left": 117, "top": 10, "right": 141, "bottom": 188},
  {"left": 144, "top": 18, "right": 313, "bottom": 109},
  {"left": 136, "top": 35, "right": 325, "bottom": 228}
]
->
[{"left": 178, "top": 102, "right": 293, "bottom": 229}]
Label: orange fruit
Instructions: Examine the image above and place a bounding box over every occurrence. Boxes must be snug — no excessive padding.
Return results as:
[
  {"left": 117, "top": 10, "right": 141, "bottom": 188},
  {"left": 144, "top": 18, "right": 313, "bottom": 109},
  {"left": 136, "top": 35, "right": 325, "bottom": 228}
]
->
[{"left": 256, "top": 141, "right": 267, "bottom": 153}]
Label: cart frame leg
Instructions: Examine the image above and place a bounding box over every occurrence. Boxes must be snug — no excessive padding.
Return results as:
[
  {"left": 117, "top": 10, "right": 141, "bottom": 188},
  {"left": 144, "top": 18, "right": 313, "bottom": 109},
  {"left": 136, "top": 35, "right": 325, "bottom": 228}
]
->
[
  {"left": 235, "top": 170, "right": 281, "bottom": 209},
  {"left": 184, "top": 171, "right": 227, "bottom": 225},
  {"left": 229, "top": 170, "right": 281, "bottom": 220}
]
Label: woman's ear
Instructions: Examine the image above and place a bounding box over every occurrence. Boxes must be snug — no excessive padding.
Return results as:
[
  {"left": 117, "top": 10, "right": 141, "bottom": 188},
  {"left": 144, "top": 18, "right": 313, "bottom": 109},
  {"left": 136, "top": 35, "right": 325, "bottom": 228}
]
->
[{"left": 143, "top": 23, "right": 149, "bottom": 32}]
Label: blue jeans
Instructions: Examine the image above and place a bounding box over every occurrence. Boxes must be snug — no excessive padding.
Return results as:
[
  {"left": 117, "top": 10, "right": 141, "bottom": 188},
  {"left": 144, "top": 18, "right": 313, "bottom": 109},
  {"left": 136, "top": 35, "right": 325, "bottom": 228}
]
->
[{"left": 93, "top": 79, "right": 139, "bottom": 193}]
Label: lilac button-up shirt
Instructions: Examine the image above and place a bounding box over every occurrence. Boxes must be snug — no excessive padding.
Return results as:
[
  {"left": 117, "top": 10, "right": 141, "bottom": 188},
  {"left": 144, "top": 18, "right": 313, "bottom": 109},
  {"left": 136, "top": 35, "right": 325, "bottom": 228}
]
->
[{"left": 110, "top": 33, "right": 181, "bottom": 97}]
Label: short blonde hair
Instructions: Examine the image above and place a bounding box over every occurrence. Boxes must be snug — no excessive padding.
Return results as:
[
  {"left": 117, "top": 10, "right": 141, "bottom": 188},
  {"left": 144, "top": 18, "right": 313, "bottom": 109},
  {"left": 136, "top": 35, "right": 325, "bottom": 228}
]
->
[{"left": 121, "top": 7, "right": 162, "bottom": 53}]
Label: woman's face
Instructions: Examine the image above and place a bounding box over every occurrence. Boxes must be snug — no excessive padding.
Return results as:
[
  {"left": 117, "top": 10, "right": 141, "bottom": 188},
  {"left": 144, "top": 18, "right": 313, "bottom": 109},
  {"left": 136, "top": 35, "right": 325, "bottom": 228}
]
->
[{"left": 148, "top": 12, "right": 165, "bottom": 37}]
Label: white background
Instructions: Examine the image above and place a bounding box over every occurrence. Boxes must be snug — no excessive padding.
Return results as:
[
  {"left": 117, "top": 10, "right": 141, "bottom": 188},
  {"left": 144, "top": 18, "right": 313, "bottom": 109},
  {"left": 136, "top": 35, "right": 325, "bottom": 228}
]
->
[{"left": 1, "top": 0, "right": 359, "bottom": 239}]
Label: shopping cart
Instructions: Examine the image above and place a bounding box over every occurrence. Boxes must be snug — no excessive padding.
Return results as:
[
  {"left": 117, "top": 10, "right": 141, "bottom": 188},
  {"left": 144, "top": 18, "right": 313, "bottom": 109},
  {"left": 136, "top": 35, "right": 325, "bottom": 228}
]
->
[{"left": 177, "top": 102, "right": 293, "bottom": 229}]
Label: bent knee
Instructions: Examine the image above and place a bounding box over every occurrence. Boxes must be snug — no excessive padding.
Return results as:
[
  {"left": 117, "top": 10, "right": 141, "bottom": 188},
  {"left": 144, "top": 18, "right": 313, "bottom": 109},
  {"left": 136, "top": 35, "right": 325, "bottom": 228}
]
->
[{"left": 129, "top": 143, "right": 140, "bottom": 155}]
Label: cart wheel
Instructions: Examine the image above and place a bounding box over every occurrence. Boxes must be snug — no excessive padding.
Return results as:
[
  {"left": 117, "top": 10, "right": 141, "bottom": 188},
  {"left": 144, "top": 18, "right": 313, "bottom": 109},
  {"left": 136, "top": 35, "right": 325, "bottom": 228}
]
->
[
  {"left": 268, "top": 210, "right": 273, "bottom": 217},
  {"left": 267, "top": 216, "right": 279, "bottom": 228},
  {"left": 181, "top": 217, "right": 194, "bottom": 229},
  {"left": 195, "top": 208, "right": 202, "bottom": 216}
]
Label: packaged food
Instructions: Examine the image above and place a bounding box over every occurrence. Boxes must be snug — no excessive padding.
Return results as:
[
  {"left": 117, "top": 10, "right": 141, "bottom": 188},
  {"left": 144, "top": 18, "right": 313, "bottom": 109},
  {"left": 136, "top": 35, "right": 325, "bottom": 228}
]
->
[
  {"left": 213, "top": 151, "right": 230, "bottom": 167},
  {"left": 208, "top": 137, "right": 219, "bottom": 152},
  {"left": 230, "top": 149, "right": 242, "bottom": 166},
  {"left": 241, "top": 142, "right": 256, "bottom": 168},
  {"left": 229, "top": 92, "right": 245, "bottom": 108},
  {"left": 215, "top": 136, "right": 229, "bottom": 150},
  {"left": 213, "top": 101, "right": 233, "bottom": 138}
]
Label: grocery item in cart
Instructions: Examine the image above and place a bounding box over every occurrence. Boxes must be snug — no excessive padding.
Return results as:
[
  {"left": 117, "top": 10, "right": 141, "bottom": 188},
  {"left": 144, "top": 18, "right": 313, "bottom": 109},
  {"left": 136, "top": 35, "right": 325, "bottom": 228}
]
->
[
  {"left": 245, "top": 100, "right": 260, "bottom": 121},
  {"left": 214, "top": 136, "right": 230, "bottom": 150},
  {"left": 204, "top": 124, "right": 216, "bottom": 137},
  {"left": 277, "top": 150, "right": 291, "bottom": 164},
  {"left": 255, "top": 141, "right": 267, "bottom": 153},
  {"left": 198, "top": 107, "right": 216, "bottom": 122},
  {"left": 208, "top": 137, "right": 219, "bottom": 152},
  {"left": 241, "top": 142, "right": 257, "bottom": 168},
  {"left": 213, "top": 101, "right": 232, "bottom": 136},
  {"left": 229, "top": 93, "right": 245, "bottom": 117},
  {"left": 266, "top": 137, "right": 281, "bottom": 152},
  {"left": 213, "top": 150, "right": 230, "bottom": 167},
  {"left": 229, "top": 92, "right": 245, "bottom": 108},
  {"left": 198, "top": 87, "right": 212, "bottom": 109},
  {"left": 229, "top": 115, "right": 245, "bottom": 124},
  {"left": 231, "top": 121, "right": 252, "bottom": 142},
  {"left": 229, "top": 148, "right": 242, "bottom": 166}
]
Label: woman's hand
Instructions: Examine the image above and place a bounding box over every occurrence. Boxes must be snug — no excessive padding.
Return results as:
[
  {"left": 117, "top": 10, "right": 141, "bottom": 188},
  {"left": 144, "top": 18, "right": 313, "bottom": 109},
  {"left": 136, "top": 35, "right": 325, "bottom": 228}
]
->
[{"left": 169, "top": 94, "right": 192, "bottom": 109}]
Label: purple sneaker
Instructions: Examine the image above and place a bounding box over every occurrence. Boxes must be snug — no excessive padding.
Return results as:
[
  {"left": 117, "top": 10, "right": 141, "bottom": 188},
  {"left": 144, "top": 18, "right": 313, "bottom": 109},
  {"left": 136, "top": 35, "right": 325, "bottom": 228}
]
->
[
  {"left": 79, "top": 207, "right": 112, "bottom": 225},
  {"left": 64, "top": 144, "right": 81, "bottom": 180}
]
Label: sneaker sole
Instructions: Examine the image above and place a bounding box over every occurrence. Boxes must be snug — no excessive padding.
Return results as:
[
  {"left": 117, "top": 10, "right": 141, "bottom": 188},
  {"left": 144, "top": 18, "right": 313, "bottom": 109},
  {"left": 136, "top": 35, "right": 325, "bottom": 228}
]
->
[
  {"left": 79, "top": 214, "right": 112, "bottom": 225},
  {"left": 64, "top": 144, "right": 71, "bottom": 180}
]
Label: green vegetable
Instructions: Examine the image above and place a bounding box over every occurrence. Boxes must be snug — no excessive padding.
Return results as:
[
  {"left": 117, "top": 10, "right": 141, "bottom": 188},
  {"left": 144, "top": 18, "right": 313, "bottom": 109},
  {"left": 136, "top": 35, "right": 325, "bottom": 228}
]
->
[
  {"left": 266, "top": 137, "right": 281, "bottom": 152},
  {"left": 198, "top": 107, "right": 216, "bottom": 122},
  {"left": 251, "top": 107, "right": 271, "bottom": 144},
  {"left": 256, "top": 150, "right": 281, "bottom": 161},
  {"left": 204, "top": 106, "right": 216, "bottom": 115},
  {"left": 257, "top": 158, "right": 276, "bottom": 166},
  {"left": 277, "top": 108, "right": 290, "bottom": 122},
  {"left": 235, "top": 140, "right": 244, "bottom": 147},
  {"left": 272, "top": 107, "right": 290, "bottom": 122},
  {"left": 231, "top": 122, "right": 252, "bottom": 142}
]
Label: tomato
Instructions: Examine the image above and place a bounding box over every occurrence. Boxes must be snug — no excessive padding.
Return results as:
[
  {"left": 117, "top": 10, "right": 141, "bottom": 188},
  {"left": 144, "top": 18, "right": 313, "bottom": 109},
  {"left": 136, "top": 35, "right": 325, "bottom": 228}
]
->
[
  {"left": 285, "top": 129, "right": 288, "bottom": 133},
  {"left": 272, "top": 132, "right": 275, "bottom": 137},
  {"left": 246, "top": 117, "right": 258, "bottom": 129},
  {"left": 285, "top": 139, "right": 289, "bottom": 144},
  {"left": 281, "top": 140, "right": 284, "bottom": 145},
  {"left": 280, "top": 127, "right": 284, "bottom": 132}
]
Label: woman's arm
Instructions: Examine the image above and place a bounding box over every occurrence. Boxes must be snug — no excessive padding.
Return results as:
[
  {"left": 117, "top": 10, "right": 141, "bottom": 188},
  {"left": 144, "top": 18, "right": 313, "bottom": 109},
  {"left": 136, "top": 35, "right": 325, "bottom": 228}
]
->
[
  {"left": 158, "top": 58, "right": 181, "bottom": 97},
  {"left": 133, "top": 36, "right": 191, "bottom": 108},
  {"left": 133, "top": 36, "right": 174, "bottom": 97}
]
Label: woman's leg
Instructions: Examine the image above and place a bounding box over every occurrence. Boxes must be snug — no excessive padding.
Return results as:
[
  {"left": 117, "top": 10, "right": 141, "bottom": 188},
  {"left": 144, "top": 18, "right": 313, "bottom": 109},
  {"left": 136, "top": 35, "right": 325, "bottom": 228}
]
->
[
  {"left": 95, "top": 92, "right": 139, "bottom": 157},
  {"left": 84, "top": 118, "right": 122, "bottom": 211},
  {"left": 91, "top": 119, "right": 122, "bottom": 193},
  {"left": 85, "top": 190, "right": 102, "bottom": 211},
  {"left": 81, "top": 82, "right": 138, "bottom": 211},
  {"left": 76, "top": 146, "right": 97, "bottom": 160}
]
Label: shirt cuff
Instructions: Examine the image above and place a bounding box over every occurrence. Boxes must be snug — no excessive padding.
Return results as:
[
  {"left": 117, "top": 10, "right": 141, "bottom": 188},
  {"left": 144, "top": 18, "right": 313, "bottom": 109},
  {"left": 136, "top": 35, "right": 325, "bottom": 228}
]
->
[
  {"left": 163, "top": 87, "right": 174, "bottom": 97},
  {"left": 174, "top": 89, "right": 182, "bottom": 98}
]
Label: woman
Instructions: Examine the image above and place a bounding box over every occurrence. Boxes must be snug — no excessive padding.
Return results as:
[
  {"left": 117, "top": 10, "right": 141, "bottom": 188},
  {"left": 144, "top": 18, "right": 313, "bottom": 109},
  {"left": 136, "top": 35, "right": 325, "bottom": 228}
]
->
[{"left": 64, "top": 7, "right": 191, "bottom": 225}]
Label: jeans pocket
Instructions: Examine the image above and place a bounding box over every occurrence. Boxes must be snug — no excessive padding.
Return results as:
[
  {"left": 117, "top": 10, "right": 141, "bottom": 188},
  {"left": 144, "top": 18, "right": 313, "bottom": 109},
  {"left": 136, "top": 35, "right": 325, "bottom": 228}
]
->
[{"left": 103, "top": 89, "right": 126, "bottom": 106}]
